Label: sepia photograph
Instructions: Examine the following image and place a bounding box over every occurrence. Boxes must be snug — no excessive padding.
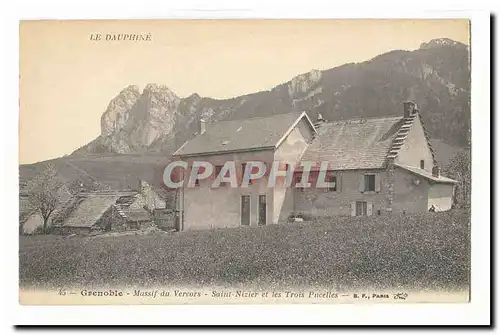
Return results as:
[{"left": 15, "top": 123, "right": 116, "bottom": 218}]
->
[{"left": 17, "top": 18, "right": 474, "bottom": 307}]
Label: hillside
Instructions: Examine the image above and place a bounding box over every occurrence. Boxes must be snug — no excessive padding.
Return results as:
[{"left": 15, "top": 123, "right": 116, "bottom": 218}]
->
[
  {"left": 72, "top": 38, "right": 470, "bottom": 158},
  {"left": 19, "top": 154, "right": 173, "bottom": 197}
]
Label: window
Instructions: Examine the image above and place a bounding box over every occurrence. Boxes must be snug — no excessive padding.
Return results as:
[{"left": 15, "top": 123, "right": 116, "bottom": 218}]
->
[
  {"left": 420, "top": 160, "right": 425, "bottom": 169},
  {"left": 351, "top": 201, "right": 373, "bottom": 217},
  {"left": 356, "top": 201, "right": 367, "bottom": 216},
  {"left": 364, "top": 174, "right": 376, "bottom": 192},
  {"left": 326, "top": 175, "right": 337, "bottom": 192}
]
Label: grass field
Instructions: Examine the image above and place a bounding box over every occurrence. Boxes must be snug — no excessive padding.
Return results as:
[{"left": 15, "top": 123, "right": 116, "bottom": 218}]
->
[{"left": 19, "top": 210, "right": 470, "bottom": 291}]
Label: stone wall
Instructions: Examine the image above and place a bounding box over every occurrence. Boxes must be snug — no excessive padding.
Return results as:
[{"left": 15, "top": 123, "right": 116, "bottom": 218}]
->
[
  {"left": 293, "top": 166, "right": 438, "bottom": 217},
  {"left": 153, "top": 209, "right": 177, "bottom": 231},
  {"left": 293, "top": 169, "right": 391, "bottom": 217},
  {"left": 99, "top": 205, "right": 154, "bottom": 231}
]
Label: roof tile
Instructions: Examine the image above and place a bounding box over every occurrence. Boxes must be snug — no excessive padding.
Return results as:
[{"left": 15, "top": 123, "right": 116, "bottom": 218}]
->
[
  {"left": 173, "top": 112, "right": 307, "bottom": 157},
  {"left": 300, "top": 116, "right": 403, "bottom": 170},
  {"left": 395, "top": 164, "right": 457, "bottom": 184}
]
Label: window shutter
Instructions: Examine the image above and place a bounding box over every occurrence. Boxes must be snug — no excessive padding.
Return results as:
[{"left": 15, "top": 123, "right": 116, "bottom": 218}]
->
[
  {"left": 375, "top": 174, "right": 381, "bottom": 192},
  {"left": 350, "top": 202, "right": 356, "bottom": 217},
  {"left": 358, "top": 175, "right": 365, "bottom": 193},
  {"left": 337, "top": 173, "right": 342, "bottom": 191},
  {"left": 367, "top": 202, "right": 373, "bottom": 216}
]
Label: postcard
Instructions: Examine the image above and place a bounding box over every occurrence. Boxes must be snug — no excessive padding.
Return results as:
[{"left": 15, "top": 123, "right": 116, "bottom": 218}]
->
[{"left": 18, "top": 19, "right": 472, "bottom": 307}]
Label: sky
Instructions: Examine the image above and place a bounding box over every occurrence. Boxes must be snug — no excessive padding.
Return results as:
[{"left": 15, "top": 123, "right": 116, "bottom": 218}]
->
[{"left": 19, "top": 19, "right": 470, "bottom": 164}]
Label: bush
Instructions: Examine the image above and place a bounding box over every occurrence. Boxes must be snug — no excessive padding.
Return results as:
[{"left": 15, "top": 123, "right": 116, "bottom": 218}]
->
[
  {"left": 288, "top": 212, "right": 314, "bottom": 221},
  {"left": 31, "top": 224, "right": 57, "bottom": 235}
]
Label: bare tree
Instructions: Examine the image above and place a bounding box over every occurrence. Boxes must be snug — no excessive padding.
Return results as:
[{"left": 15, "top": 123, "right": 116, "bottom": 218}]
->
[{"left": 25, "top": 164, "right": 63, "bottom": 233}]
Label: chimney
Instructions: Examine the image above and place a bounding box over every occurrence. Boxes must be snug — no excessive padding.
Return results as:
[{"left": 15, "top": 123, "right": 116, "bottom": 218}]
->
[
  {"left": 138, "top": 179, "right": 145, "bottom": 192},
  {"left": 313, "top": 113, "right": 325, "bottom": 130},
  {"left": 403, "top": 101, "right": 417, "bottom": 118},
  {"left": 432, "top": 166, "right": 440, "bottom": 178},
  {"left": 200, "top": 119, "right": 206, "bottom": 135}
]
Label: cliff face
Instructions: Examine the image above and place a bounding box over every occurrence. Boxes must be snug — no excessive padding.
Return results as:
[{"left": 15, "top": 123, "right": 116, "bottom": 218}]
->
[
  {"left": 82, "top": 84, "right": 181, "bottom": 154},
  {"left": 73, "top": 38, "right": 470, "bottom": 156}
]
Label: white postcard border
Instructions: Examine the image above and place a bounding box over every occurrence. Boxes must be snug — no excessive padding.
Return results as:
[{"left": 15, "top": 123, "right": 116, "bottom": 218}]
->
[{"left": 2, "top": 0, "right": 492, "bottom": 327}]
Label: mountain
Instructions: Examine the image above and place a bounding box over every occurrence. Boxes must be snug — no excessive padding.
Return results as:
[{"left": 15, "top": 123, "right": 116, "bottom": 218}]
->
[{"left": 73, "top": 38, "right": 470, "bottom": 158}]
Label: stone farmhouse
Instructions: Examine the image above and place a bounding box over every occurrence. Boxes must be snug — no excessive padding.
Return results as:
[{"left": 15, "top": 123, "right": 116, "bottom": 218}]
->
[
  {"left": 172, "top": 101, "right": 457, "bottom": 231},
  {"left": 51, "top": 180, "right": 169, "bottom": 234},
  {"left": 20, "top": 179, "right": 171, "bottom": 235}
]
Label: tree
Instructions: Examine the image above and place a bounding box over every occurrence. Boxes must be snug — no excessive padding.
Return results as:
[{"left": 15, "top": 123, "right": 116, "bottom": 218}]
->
[
  {"left": 444, "top": 150, "right": 471, "bottom": 208},
  {"left": 25, "top": 164, "right": 63, "bottom": 233}
]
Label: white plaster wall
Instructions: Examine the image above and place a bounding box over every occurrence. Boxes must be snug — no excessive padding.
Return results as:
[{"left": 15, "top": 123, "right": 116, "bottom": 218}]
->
[
  {"left": 22, "top": 212, "right": 44, "bottom": 234},
  {"left": 273, "top": 117, "right": 315, "bottom": 223},
  {"left": 181, "top": 150, "right": 274, "bottom": 230},
  {"left": 428, "top": 183, "right": 454, "bottom": 211},
  {"left": 396, "top": 114, "right": 435, "bottom": 172},
  {"left": 392, "top": 168, "right": 429, "bottom": 213}
]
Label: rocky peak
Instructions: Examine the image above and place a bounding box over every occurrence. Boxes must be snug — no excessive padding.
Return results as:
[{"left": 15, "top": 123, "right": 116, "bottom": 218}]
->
[
  {"left": 143, "top": 83, "right": 179, "bottom": 101},
  {"left": 140, "top": 83, "right": 180, "bottom": 111},
  {"left": 94, "top": 83, "right": 184, "bottom": 154},
  {"left": 420, "top": 38, "right": 464, "bottom": 49},
  {"left": 288, "top": 69, "right": 322, "bottom": 98},
  {"left": 122, "top": 84, "right": 141, "bottom": 94},
  {"left": 100, "top": 85, "right": 141, "bottom": 137}
]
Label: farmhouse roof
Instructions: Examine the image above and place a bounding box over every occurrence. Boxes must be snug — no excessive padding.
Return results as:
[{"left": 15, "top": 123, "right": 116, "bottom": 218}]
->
[
  {"left": 116, "top": 207, "right": 151, "bottom": 222},
  {"left": 56, "top": 190, "right": 138, "bottom": 228},
  {"left": 173, "top": 111, "right": 316, "bottom": 157},
  {"left": 395, "top": 164, "right": 457, "bottom": 184},
  {"left": 300, "top": 102, "right": 439, "bottom": 171},
  {"left": 61, "top": 194, "right": 122, "bottom": 228},
  {"left": 300, "top": 115, "right": 405, "bottom": 170}
]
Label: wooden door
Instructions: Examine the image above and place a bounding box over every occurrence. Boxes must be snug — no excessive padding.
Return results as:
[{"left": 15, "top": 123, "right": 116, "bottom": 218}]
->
[
  {"left": 258, "top": 195, "right": 266, "bottom": 226},
  {"left": 241, "top": 195, "right": 251, "bottom": 226}
]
